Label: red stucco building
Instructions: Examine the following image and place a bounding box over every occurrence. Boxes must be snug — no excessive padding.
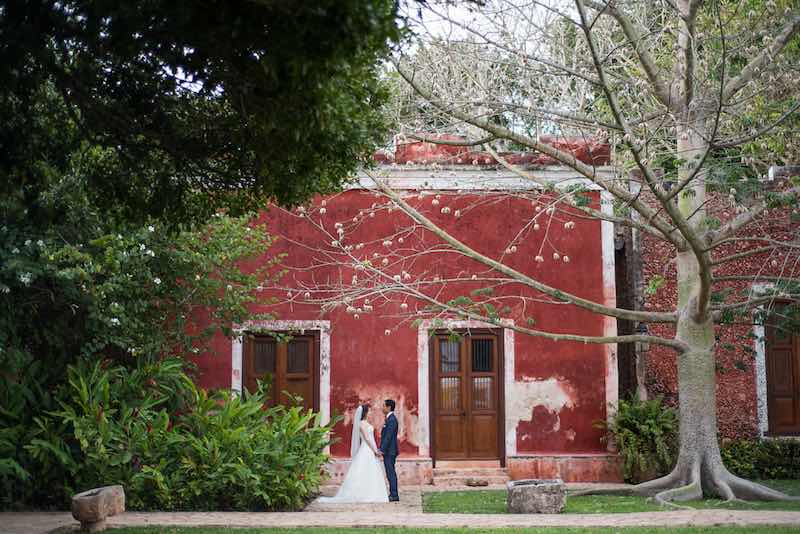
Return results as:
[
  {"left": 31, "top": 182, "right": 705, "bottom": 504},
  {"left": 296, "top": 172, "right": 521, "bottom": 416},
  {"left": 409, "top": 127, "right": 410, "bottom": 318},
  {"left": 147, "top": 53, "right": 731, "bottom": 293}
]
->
[
  {"left": 193, "top": 137, "right": 622, "bottom": 484},
  {"left": 191, "top": 138, "right": 799, "bottom": 485}
]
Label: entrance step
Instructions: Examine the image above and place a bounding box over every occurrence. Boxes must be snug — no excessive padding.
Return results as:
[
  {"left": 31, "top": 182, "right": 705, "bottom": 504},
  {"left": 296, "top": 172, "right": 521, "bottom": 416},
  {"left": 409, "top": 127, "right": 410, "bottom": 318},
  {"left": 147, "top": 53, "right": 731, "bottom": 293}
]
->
[
  {"left": 432, "top": 464, "right": 510, "bottom": 487},
  {"left": 435, "top": 460, "right": 501, "bottom": 469}
]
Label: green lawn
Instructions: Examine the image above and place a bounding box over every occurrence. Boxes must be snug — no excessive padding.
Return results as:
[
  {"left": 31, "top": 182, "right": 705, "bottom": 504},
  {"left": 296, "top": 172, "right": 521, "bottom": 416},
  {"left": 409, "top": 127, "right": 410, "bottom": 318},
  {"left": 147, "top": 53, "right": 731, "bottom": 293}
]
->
[
  {"left": 422, "top": 480, "right": 800, "bottom": 514},
  {"left": 107, "top": 529, "right": 800, "bottom": 534}
]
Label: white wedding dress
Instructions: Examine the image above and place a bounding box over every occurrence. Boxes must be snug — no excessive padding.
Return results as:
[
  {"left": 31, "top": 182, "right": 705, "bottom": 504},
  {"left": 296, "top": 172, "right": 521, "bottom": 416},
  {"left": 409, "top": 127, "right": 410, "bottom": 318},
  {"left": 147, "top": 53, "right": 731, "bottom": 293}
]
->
[{"left": 318, "top": 407, "right": 389, "bottom": 503}]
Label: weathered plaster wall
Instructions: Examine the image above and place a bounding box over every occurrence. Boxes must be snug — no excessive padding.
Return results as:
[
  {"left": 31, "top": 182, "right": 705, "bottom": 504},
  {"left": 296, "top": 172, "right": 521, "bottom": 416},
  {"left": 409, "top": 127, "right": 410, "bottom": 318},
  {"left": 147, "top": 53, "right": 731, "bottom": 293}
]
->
[
  {"left": 194, "top": 184, "right": 611, "bottom": 458},
  {"left": 641, "top": 194, "right": 798, "bottom": 439}
]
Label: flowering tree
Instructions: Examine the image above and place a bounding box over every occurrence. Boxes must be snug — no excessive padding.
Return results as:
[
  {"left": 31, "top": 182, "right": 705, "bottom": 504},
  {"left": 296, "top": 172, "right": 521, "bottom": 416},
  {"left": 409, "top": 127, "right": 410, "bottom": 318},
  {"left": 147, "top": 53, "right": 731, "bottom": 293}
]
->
[{"left": 280, "top": 0, "right": 800, "bottom": 504}]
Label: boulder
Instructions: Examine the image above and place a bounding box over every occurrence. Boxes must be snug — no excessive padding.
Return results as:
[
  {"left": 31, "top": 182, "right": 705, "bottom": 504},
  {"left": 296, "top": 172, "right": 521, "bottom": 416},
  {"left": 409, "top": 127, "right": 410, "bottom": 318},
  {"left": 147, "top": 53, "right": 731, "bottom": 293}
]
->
[
  {"left": 71, "top": 485, "right": 125, "bottom": 532},
  {"left": 507, "top": 479, "right": 565, "bottom": 514}
]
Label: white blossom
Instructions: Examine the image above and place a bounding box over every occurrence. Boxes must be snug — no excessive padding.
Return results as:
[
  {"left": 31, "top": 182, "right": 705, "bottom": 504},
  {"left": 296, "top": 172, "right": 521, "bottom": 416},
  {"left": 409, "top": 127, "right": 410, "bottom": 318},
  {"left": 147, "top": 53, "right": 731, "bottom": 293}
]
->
[
  {"left": 563, "top": 256, "right": 570, "bottom": 263},
  {"left": 384, "top": 329, "right": 391, "bottom": 336},
  {"left": 153, "top": 277, "right": 162, "bottom": 285},
  {"left": 110, "top": 318, "right": 120, "bottom": 326},
  {"left": 148, "top": 225, "right": 155, "bottom": 232},
  {"left": 11, "top": 247, "right": 19, "bottom": 254},
  {"left": 535, "top": 255, "right": 544, "bottom": 263}
]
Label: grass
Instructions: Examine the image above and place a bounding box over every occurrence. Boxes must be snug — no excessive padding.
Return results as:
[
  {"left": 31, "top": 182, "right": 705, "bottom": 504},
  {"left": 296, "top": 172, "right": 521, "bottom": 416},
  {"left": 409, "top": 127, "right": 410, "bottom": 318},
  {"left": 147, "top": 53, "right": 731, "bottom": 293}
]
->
[
  {"left": 107, "top": 529, "right": 800, "bottom": 534},
  {"left": 422, "top": 479, "right": 800, "bottom": 514}
]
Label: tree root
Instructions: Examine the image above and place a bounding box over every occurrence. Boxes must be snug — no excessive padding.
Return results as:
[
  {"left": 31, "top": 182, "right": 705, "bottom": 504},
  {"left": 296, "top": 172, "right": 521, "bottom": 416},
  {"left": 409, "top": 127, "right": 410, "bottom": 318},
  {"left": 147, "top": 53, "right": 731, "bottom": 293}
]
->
[
  {"left": 725, "top": 474, "right": 800, "bottom": 502},
  {"left": 652, "top": 479, "right": 702, "bottom": 509},
  {"left": 571, "top": 461, "right": 799, "bottom": 504}
]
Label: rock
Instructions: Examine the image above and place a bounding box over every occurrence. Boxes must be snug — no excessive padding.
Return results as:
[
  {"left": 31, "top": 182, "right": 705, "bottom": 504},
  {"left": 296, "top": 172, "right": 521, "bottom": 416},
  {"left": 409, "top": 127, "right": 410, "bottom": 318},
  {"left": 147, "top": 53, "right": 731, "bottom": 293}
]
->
[
  {"left": 465, "top": 478, "right": 489, "bottom": 487},
  {"left": 71, "top": 485, "right": 125, "bottom": 532},
  {"left": 507, "top": 478, "right": 565, "bottom": 514}
]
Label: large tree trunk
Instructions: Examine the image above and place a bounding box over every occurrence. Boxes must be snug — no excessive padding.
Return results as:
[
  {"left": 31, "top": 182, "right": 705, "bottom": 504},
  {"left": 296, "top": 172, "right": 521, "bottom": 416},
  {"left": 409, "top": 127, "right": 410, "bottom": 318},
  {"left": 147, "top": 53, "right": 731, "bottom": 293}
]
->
[{"left": 635, "top": 251, "right": 794, "bottom": 504}]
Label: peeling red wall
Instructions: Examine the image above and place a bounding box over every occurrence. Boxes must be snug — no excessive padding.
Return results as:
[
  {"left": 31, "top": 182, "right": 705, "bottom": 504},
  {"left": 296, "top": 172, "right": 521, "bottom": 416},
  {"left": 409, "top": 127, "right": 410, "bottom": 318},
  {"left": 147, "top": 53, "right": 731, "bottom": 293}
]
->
[
  {"left": 642, "top": 194, "right": 798, "bottom": 439},
  {"left": 192, "top": 143, "right": 613, "bottom": 458}
]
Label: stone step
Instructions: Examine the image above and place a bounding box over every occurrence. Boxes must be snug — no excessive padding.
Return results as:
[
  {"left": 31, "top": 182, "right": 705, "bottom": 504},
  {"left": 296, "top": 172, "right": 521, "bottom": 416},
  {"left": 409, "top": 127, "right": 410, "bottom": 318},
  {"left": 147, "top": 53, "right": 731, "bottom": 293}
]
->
[
  {"left": 433, "top": 467, "right": 508, "bottom": 477},
  {"left": 435, "top": 460, "right": 501, "bottom": 469},
  {"left": 432, "top": 474, "right": 510, "bottom": 487}
]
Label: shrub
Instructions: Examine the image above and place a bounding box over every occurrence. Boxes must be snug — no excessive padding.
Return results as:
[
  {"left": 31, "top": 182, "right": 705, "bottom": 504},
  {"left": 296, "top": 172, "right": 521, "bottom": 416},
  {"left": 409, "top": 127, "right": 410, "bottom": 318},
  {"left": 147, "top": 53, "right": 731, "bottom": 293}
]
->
[
  {"left": 721, "top": 439, "right": 800, "bottom": 479},
  {"left": 23, "top": 357, "right": 337, "bottom": 511},
  {"left": 596, "top": 396, "right": 678, "bottom": 483}
]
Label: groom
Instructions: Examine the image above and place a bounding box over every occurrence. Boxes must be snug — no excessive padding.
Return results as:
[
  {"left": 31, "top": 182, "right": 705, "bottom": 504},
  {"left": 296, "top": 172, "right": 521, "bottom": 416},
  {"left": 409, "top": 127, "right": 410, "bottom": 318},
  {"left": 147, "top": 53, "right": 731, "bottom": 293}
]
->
[{"left": 378, "top": 398, "right": 400, "bottom": 502}]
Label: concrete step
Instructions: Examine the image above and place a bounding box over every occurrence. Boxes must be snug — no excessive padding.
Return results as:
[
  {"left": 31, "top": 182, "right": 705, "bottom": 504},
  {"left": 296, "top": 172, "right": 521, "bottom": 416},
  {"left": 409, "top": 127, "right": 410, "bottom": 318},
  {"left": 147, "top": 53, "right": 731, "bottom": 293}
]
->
[
  {"left": 435, "top": 460, "right": 501, "bottom": 469},
  {"left": 432, "top": 474, "right": 510, "bottom": 487},
  {"left": 433, "top": 468, "right": 508, "bottom": 477}
]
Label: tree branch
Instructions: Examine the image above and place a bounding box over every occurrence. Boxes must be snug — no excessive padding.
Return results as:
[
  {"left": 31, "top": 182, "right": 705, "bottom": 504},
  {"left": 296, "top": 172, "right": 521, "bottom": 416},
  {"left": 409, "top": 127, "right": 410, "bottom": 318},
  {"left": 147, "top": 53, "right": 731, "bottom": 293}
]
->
[
  {"left": 370, "top": 172, "right": 678, "bottom": 324},
  {"left": 394, "top": 61, "right": 684, "bottom": 247},
  {"left": 584, "top": 0, "right": 675, "bottom": 111},
  {"left": 721, "top": 13, "right": 800, "bottom": 103}
]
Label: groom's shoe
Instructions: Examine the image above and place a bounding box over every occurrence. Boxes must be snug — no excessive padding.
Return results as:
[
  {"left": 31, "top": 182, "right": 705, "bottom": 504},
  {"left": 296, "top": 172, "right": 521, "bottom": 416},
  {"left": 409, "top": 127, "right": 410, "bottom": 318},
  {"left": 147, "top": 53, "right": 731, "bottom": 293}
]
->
[{"left": 389, "top": 496, "right": 400, "bottom": 502}]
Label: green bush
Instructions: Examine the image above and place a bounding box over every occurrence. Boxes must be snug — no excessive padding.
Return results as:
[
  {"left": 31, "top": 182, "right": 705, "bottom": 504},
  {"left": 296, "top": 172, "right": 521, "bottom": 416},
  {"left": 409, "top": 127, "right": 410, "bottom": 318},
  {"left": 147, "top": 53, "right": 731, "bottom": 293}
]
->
[
  {"left": 21, "top": 357, "right": 336, "bottom": 511},
  {"left": 721, "top": 439, "right": 800, "bottom": 480},
  {"left": 596, "top": 396, "right": 678, "bottom": 483}
]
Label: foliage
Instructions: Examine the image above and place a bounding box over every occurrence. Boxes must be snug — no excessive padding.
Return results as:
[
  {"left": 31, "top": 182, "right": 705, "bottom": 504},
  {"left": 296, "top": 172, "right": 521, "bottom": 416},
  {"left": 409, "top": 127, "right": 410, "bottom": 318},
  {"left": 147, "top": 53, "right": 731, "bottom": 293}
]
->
[
  {"left": 595, "top": 397, "right": 678, "bottom": 483},
  {"left": 0, "top": 1, "right": 401, "bottom": 224},
  {"left": 721, "top": 439, "right": 800, "bottom": 480},
  {"left": 0, "top": 210, "right": 278, "bottom": 509},
  {"left": 13, "top": 357, "right": 336, "bottom": 511}
]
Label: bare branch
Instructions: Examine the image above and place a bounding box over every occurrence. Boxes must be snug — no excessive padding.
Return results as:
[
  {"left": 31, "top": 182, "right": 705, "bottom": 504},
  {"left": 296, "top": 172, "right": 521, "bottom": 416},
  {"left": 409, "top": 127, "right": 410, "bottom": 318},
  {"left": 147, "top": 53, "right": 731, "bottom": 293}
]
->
[
  {"left": 371, "top": 172, "right": 677, "bottom": 324},
  {"left": 721, "top": 13, "right": 800, "bottom": 103},
  {"left": 394, "top": 61, "right": 685, "bottom": 247},
  {"left": 584, "top": 0, "right": 675, "bottom": 110}
]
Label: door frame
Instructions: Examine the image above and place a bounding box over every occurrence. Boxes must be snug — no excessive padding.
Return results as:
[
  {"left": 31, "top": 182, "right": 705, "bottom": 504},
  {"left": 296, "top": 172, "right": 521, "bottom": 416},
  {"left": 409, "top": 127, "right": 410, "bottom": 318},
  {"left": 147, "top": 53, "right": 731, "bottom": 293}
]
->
[
  {"left": 243, "top": 331, "right": 321, "bottom": 412},
  {"left": 429, "top": 327, "right": 506, "bottom": 467},
  {"left": 232, "top": 320, "right": 331, "bottom": 429}
]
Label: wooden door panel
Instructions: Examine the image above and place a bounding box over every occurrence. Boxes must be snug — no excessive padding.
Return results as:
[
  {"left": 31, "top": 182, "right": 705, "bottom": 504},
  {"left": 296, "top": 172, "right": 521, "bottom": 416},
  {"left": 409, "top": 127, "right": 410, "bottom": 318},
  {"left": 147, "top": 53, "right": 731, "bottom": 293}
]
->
[
  {"left": 437, "top": 417, "right": 467, "bottom": 457},
  {"left": 773, "top": 398, "right": 797, "bottom": 426},
  {"left": 244, "top": 334, "right": 317, "bottom": 412},
  {"left": 469, "top": 414, "right": 498, "bottom": 457},
  {"left": 767, "top": 349, "right": 794, "bottom": 396},
  {"left": 433, "top": 332, "right": 501, "bottom": 460},
  {"left": 766, "top": 310, "right": 800, "bottom": 435}
]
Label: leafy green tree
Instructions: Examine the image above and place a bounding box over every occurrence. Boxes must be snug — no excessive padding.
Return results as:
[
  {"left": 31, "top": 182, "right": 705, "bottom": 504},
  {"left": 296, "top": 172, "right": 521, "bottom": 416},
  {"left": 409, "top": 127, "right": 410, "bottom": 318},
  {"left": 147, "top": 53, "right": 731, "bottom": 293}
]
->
[{"left": 0, "top": 0, "right": 400, "bottom": 224}]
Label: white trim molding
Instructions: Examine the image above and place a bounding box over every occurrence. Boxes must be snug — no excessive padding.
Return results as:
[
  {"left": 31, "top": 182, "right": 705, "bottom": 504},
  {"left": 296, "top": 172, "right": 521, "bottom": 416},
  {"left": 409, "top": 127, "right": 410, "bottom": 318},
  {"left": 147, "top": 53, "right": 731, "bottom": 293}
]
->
[
  {"left": 416, "top": 318, "right": 515, "bottom": 459},
  {"left": 600, "top": 190, "right": 619, "bottom": 426},
  {"left": 231, "top": 320, "right": 332, "bottom": 427},
  {"left": 355, "top": 166, "right": 617, "bottom": 192},
  {"left": 752, "top": 283, "right": 771, "bottom": 438}
]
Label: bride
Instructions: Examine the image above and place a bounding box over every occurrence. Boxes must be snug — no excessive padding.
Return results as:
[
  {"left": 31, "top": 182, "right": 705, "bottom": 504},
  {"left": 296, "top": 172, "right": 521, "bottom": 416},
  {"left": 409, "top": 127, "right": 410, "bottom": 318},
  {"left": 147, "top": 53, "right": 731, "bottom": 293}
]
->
[{"left": 318, "top": 404, "right": 388, "bottom": 503}]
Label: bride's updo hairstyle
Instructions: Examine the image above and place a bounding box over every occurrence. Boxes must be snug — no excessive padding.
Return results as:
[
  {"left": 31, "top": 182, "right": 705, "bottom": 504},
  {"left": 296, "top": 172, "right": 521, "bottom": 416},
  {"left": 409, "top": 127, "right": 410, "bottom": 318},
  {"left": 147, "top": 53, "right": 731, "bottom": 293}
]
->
[{"left": 360, "top": 404, "right": 370, "bottom": 420}]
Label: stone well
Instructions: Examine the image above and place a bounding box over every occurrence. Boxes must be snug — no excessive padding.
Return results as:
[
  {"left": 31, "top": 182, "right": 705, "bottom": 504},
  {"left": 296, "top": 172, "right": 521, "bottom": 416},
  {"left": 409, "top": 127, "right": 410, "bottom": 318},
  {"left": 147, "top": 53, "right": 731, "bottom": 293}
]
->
[
  {"left": 71, "top": 485, "right": 125, "bottom": 532},
  {"left": 506, "top": 478, "right": 566, "bottom": 514}
]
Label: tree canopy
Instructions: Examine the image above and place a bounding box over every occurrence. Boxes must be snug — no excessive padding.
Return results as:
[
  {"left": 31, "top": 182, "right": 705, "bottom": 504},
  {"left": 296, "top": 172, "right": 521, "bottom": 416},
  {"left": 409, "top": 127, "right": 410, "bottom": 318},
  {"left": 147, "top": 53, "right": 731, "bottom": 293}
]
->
[{"left": 0, "top": 0, "right": 401, "bottom": 226}]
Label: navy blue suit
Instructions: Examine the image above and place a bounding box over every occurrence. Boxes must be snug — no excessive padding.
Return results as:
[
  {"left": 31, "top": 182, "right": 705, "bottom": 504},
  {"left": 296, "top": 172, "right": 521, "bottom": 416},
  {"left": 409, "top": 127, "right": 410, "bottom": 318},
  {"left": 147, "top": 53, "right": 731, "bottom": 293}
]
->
[{"left": 380, "top": 412, "right": 399, "bottom": 500}]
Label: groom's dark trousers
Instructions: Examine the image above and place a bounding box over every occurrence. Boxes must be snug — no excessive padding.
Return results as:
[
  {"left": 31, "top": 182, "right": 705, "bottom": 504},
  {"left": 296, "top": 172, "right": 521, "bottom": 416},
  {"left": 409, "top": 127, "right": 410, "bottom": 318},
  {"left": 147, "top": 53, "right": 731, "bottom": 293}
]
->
[{"left": 380, "top": 413, "right": 400, "bottom": 500}]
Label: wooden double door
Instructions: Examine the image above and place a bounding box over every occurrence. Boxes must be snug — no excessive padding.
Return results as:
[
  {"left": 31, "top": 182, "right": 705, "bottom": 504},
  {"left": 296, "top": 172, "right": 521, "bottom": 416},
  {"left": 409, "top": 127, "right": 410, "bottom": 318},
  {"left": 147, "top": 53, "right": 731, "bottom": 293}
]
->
[
  {"left": 432, "top": 331, "right": 503, "bottom": 460},
  {"left": 766, "top": 315, "right": 800, "bottom": 435},
  {"left": 243, "top": 333, "right": 319, "bottom": 412}
]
